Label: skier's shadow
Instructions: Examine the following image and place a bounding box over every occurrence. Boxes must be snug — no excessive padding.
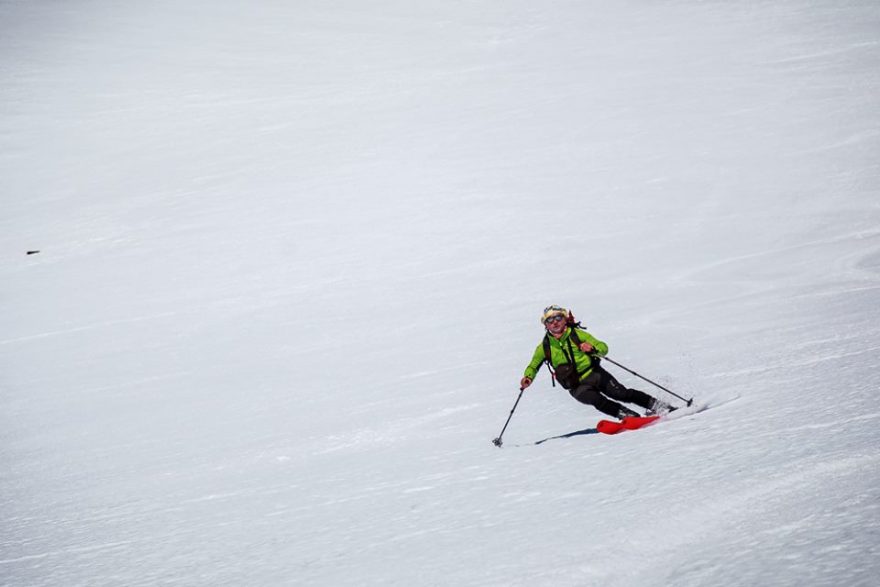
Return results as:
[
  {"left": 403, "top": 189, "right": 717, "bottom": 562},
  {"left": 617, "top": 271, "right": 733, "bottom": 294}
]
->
[{"left": 534, "top": 427, "right": 599, "bottom": 445}]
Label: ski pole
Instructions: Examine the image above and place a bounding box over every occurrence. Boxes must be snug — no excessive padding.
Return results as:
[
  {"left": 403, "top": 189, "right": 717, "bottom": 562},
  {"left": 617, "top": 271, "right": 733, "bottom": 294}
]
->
[
  {"left": 492, "top": 387, "right": 525, "bottom": 447},
  {"left": 600, "top": 356, "right": 693, "bottom": 407}
]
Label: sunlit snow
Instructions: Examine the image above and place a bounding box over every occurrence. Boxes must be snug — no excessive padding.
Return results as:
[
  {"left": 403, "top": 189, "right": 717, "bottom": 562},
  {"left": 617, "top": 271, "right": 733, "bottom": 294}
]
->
[{"left": 2, "top": 1, "right": 879, "bottom": 586}]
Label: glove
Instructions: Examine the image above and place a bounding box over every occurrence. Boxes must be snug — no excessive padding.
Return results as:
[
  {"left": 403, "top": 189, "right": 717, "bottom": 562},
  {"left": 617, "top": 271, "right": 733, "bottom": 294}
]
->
[{"left": 520, "top": 376, "right": 532, "bottom": 390}]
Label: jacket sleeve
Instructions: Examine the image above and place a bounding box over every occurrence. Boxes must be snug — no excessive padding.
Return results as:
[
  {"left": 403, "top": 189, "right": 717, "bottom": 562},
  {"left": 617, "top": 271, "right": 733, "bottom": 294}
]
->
[
  {"left": 523, "top": 344, "right": 546, "bottom": 380},
  {"left": 577, "top": 329, "right": 609, "bottom": 356}
]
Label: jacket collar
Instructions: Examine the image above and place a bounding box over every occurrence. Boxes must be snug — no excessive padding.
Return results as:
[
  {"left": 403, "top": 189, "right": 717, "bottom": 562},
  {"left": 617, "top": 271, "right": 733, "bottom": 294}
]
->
[{"left": 549, "top": 327, "right": 572, "bottom": 342}]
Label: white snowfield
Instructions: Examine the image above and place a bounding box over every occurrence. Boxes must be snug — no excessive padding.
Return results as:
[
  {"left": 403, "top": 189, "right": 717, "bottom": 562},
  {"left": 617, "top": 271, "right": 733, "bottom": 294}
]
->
[{"left": 2, "top": 1, "right": 879, "bottom": 586}]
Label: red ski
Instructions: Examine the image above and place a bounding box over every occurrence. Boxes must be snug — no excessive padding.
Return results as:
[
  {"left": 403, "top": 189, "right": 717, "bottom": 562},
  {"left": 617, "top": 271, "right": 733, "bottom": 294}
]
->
[{"left": 596, "top": 415, "right": 660, "bottom": 435}]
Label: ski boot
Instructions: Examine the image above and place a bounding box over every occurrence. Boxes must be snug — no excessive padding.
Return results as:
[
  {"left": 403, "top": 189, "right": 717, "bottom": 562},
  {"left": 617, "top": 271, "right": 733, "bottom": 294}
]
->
[
  {"left": 646, "top": 399, "right": 677, "bottom": 416},
  {"left": 617, "top": 406, "right": 641, "bottom": 420}
]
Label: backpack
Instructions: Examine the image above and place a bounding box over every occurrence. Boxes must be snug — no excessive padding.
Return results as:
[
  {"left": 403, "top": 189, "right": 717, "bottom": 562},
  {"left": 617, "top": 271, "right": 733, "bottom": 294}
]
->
[{"left": 540, "top": 312, "right": 600, "bottom": 390}]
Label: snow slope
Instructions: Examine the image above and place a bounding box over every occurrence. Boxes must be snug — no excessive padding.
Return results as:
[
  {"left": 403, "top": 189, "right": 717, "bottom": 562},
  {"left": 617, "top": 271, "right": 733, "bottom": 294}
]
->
[{"left": 2, "top": 1, "right": 879, "bottom": 585}]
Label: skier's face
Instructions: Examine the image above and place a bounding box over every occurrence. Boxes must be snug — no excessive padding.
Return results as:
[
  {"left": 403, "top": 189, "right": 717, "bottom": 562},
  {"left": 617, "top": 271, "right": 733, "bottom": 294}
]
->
[{"left": 544, "top": 314, "right": 567, "bottom": 336}]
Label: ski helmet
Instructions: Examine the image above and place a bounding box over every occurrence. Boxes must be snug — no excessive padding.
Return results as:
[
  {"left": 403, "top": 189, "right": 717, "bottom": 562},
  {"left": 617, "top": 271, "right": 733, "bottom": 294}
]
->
[{"left": 541, "top": 305, "right": 568, "bottom": 324}]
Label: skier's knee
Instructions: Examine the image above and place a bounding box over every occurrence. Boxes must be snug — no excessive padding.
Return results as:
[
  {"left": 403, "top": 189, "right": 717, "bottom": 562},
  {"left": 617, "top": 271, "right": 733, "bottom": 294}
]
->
[{"left": 570, "top": 385, "right": 601, "bottom": 406}]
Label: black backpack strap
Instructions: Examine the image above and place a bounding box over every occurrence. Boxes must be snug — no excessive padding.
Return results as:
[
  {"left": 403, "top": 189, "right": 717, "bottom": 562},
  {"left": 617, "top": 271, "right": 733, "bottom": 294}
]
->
[
  {"left": 569, "top": 327, "right": 601, "bottom": 370},
  {"left": 563, "top": 335, "right": 582, "bottom": 380},
  {"left": 541, "top": 333, "right": 557, "bottom": 387}
]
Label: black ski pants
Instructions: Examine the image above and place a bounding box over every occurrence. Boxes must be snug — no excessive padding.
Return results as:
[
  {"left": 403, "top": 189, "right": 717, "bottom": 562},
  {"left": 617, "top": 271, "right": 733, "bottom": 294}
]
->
[{"left": 569, "top": 366, "right": 655, "bottom": 417}]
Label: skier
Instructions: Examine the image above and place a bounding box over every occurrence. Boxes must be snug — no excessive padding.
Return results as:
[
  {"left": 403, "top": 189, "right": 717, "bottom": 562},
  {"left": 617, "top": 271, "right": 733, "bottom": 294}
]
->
[{"left": 519, "top": 305, "right": 674, "bottom": 420}]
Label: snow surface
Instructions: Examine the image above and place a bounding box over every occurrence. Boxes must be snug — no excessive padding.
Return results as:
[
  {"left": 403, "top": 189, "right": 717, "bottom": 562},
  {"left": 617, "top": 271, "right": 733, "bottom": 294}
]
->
[{"left": 2, "top": 1, "right": 879, "bottom": 585}]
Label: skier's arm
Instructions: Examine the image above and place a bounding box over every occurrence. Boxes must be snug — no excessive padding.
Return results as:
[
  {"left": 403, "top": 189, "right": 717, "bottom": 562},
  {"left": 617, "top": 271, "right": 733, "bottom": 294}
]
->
[
  {"left": 523, "top": 345, "right": 545, "bottom": 381},
  {"left": 576, "top": 329, "right": 608, "bottom": 356}
]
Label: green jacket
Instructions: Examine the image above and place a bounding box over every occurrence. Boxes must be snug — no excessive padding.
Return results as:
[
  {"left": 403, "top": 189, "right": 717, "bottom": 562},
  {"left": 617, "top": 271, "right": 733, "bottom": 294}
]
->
[{"left": 524, "top": 327, "right": 609, "bottom": 383}]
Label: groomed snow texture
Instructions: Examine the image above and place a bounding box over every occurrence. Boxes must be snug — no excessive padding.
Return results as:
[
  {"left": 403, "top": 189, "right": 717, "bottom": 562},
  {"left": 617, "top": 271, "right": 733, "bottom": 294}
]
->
[{"left": 2, "top": 1, "right": 879, "bottom": 586}]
